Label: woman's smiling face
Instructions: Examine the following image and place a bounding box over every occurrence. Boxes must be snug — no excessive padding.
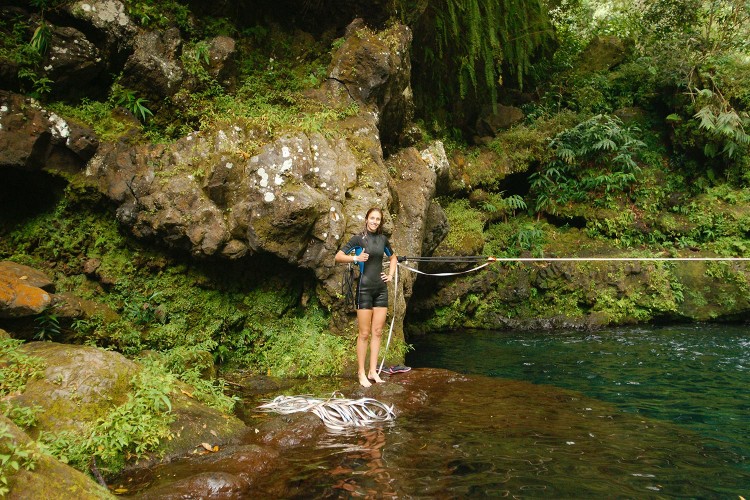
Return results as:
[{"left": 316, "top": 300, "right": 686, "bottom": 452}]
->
[{"left": 366, "top": 210, "right": 382, "bottom": 232}]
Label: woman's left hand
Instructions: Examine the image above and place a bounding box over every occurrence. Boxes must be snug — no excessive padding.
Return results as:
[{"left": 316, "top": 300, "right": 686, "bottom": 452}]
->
[{"left": 381, "top": 273, "right": 392, "bottom": 282}]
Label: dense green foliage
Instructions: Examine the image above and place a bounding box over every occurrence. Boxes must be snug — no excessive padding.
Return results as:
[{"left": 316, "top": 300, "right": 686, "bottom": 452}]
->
[
  {"left": 0, "top": 338, "right": 45, "bottom": 399},
  {"left": 398, "top": 0, "right": 553, "bottom": 122},
  {"left": 530, "top": 114, "right": 645, "bottom": 214},
  {"left": 38, "top": 362, "right": 176, "bottom": 475},
  {"left": 0, "top": 184, "right": 350, "bottom": 380},
  {"left": 0, "top": 423, "right": 39, "bottom": 497}
]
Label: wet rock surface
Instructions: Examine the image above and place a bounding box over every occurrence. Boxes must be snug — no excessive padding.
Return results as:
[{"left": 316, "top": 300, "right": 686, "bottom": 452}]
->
[{"left": 111, "top": 369, "right": 451, "bottom": 497}]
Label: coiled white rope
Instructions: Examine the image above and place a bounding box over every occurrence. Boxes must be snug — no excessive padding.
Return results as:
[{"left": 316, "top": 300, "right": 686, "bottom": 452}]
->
[{"left": 257, "top": 392, "right": 396, "bottom": 431}]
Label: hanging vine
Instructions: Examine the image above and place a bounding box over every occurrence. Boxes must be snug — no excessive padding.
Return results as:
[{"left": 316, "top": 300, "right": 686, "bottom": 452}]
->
[{"left": 393, "top": 0, "right": 553, "bottom": 122}]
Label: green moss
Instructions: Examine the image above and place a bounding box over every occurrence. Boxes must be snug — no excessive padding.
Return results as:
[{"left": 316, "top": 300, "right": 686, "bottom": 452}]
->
[
  {"left": 39, "top": 363, "right": 176, "bottom": 476},
  {"left": 438, "top": 199, "right": 485, "bottom": 255}
]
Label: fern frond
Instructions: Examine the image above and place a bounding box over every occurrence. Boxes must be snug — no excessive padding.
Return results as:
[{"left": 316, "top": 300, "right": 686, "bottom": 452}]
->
[{"left": 694, "top": 106, "right": 717, "bottom": 130}]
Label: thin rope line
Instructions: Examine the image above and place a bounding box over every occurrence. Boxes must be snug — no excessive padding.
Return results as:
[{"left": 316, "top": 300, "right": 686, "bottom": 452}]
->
[
  {"left": 378, "top": 264, "right": 398, "bottom": 375},
  {"left": 398, "top": 261, "right": 492, "bottom": 276},
  {"left": 401, "top": 256, "right": 750, "bottom": 263},
  {"left": 487, "top": 257, "right": 750, "bottom": 262},
  {"left": 395, "top": 256, "right": 750, "bottom": 279}
]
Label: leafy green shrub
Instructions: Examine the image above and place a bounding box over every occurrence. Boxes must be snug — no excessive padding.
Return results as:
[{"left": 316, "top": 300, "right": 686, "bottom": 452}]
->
[
  {"left": 530, "top": 114, "right": 645, "bottom": 214},
  {"left": 0, "top": 339, "right": 45, "bottom": 398},
  {"left": 181, "top": 40, "right": 217, "bottom": 87},
  {"left": 39, "top": 364, "right": 175, "bottom": 475},
  {"left": 29, "top": 21, "right": 50, "bottom": 56},
  {"left": 112, "top": 83, "right": 153, "bottom": 123},
  {"left": 150, "top": 342, "right": 238, "bottom": 413},
  {"left": 693, "top": 91, "right": 750, "bottom": 162},
  {"left": 0, "top": 424, "right": 39, "bottom": 497},
  {"left": 248, "top": 305, "right": 348, "bottom": 378},
  {"left": 484, "top": 217, "right": 548, "bottom": 257},
  {"left": 479, "top": 192, "right": 526, "bottom": 216},
  {"left": 34, "top": 307, "right": 61, "bottom": 341},
  {"left": 122, "top": 291, "right": 164, "bottom": 326},
  {"left": 1, "top": 403, "right": 41, "bottom": 429},
  {"left": 126, "top": 0, "right": 193, "bottom": 33}
]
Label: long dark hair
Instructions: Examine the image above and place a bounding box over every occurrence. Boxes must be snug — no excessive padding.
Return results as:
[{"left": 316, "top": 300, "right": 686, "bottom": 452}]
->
[{"left": 362, "top": 207, "right": 384, "bottom": 236}]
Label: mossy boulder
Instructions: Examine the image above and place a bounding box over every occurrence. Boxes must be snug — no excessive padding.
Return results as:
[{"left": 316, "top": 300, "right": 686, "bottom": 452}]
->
[
  {"left": 1, "top": 416, "right": 111, "bottom": 499},
  {"left": 10, "top": 343, "right": 138, "bottom": 434},
  {"left": 673, "top": 261, "right": 750, "bottom": 321},
  {"left": 7, "top": 343, "right": 246, "bottom": 470}
]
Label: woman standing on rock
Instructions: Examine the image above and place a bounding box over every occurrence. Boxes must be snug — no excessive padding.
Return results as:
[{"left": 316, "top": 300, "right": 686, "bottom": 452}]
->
[{"left": 335, "top": 207, "right": 398, "bottom": 387}]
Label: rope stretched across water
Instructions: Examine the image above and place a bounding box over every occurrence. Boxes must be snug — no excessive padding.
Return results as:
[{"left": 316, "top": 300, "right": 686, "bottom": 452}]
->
[
  {"left": 396, "top": 255, "right": 750, "bottom": 276},
  {"left": 376, "top": 253, "right": 750, "bottom": 371},
  {"left": 257, "top": 392, "right": 396, "bottom": 431},
  {"left": 399, "top": 255, "right": 750, "bottom": 263}
]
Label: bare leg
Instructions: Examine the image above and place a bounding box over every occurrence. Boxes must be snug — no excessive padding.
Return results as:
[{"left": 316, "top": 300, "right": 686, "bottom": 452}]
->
[
  {"left": 356, "top": 309, "right": 373, "bottom": 387},
  {"left": 367, "top": 307, "right": 388, "bottom": 383}
]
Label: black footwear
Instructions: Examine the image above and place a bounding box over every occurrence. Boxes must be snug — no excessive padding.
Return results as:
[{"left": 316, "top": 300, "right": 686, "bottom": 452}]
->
[{"left": 383, "top": 365, "right": 411, "bottom": 374}]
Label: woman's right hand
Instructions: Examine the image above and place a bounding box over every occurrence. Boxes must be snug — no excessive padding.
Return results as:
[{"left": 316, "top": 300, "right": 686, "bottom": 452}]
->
[{"left": 357, "top": 252, "right": 370, "bottom": 262}]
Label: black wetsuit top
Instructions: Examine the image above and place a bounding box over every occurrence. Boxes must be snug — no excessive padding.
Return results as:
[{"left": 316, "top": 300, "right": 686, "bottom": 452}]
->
[{"left": 340, "top": 232, "right": 394, "bottom": 309}]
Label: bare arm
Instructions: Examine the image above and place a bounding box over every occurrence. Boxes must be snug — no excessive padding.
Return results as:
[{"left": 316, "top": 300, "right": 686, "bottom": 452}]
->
[{"left": 382, "top": 253, "right": 398, "bottom": 282}]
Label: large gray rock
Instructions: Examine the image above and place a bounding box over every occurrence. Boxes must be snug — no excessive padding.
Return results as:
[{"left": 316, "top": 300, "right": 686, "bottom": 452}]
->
[
  {"left": 10, "top": 343, "right": 140, "bottom": 433},
  {"left": 65, "top": 0, "right": 138, "bottom": 66},
  {"left": 1, "top": 19, "right": 435, "bottom": 342},
  {"left": 82, "top": 22, "right": 417, "bottom": 269},
  {"left": 205, "top": 35, "right": 238, "bottom": 91},
  {"left": 325, "top": 19, "right": 414, "bottom": 146},
  {"left": 382, "top": 146, "right": 441, "bottom": 350},
  {"left": 121, "top": 27, "right": 184, "bottom": 103}
]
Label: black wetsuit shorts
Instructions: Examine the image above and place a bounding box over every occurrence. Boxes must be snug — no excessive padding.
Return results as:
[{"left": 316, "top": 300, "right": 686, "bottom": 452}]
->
[{"left": 356, "top": 275, "right": 389, "bottom": 309}]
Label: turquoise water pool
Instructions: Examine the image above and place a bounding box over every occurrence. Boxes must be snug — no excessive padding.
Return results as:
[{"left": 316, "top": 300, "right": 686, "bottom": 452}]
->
[{"left": 407, "top": 324, "right": 750, "bottom": 494}]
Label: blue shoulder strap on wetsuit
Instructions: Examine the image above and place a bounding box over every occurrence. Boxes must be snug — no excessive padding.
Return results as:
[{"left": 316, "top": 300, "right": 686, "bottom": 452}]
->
[{"left": 353, "top": 246, "right": 364, "bottom": 273}]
